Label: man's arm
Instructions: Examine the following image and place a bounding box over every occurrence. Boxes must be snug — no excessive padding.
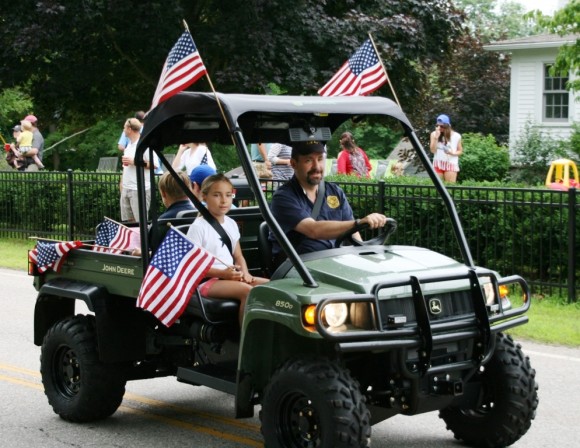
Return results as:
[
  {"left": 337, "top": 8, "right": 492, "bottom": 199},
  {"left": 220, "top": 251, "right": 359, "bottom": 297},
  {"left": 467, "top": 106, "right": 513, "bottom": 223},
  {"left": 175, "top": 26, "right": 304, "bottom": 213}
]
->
[{"left": 295, "top": 213, "right": 387, "bottom": 240}]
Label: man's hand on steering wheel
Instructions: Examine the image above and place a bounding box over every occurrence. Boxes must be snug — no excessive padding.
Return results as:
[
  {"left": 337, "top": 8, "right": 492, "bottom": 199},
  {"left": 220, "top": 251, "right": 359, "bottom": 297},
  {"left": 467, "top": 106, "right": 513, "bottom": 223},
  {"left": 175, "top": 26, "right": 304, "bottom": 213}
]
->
[{"left": 335, "top": 214, "right": 397, "bottom": 247}]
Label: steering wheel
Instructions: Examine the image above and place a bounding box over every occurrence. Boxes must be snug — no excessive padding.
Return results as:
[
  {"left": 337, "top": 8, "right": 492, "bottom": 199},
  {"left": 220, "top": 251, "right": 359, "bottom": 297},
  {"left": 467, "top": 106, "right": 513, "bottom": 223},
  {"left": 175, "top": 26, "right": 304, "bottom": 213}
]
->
[{"left": 334, "top": 217, "right": 398, "bottom": 248}]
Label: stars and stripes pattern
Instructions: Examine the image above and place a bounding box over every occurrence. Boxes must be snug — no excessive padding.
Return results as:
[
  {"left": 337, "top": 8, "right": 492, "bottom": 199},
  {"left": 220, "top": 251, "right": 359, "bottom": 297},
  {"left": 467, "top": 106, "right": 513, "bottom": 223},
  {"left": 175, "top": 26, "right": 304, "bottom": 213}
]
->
[
  {"left": 318, "top": 39, "right": 388, "bottom": 97},
  {"left": 150, "top": 31, "right": 208, "bottom": 110},
  {"left": 136, "top": 227, "right": 214, "bottom": 327},
  {"left": 93, "top": 218, "right": 140, "bottom": 254},
  {"left": 29, "top": 240, "right": 82, "bottom": 273}
]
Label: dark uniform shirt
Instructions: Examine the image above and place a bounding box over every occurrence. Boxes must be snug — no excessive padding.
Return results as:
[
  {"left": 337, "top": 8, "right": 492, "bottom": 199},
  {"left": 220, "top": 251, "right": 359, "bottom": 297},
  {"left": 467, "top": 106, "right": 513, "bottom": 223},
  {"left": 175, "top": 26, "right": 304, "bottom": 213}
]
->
[
  {"left": 271, "top": 176, "right": 354, "bottom": 255},
  {"left": 159, "top": 200, "right": 195, "bottom": 220}
]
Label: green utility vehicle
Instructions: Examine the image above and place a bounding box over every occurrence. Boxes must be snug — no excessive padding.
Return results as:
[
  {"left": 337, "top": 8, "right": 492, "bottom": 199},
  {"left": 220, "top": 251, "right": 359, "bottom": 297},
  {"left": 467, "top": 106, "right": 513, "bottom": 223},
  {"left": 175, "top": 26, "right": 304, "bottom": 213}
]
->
[{"left": 30, "top": 93, "right": 538, "bottom": 447}]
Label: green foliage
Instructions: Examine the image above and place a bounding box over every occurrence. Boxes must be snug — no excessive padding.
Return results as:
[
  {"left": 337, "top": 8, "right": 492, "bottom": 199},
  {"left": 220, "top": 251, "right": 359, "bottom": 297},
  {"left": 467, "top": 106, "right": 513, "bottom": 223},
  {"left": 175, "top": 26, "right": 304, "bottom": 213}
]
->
[
  {"left": 0, "top": 1, "right": 465, "bottom": 129},
  {"left": 459, "top": 133, "right": 510, "bottom": 182},
  {"left": 509, "top": 120, "right": 570, "bottom": 185},
  {"left": 413, "top": 33, "right": 511, "bottom": 146},
  {"left": 532, "top": 0, "right": 580, "bottom": 91},
  {"left": 456, "top": 0, "right": 549, "bottom": 42},
  {"left": 508, "top": 295, "right": 580, "bottom": 346},
  {"left": 0, "top": 87, "right": 34, "bottom": 143},
  {"left": 569, "top": 123, "right": 580, "bottom": 161},
  {"left": 43, "top": 117, "right": 124, "bottom": 171}
]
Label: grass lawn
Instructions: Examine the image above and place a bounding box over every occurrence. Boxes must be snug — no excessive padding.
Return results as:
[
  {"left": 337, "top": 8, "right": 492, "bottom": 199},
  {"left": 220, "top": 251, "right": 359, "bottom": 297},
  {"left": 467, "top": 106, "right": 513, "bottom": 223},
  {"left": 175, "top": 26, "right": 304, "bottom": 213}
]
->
[
  {"left": 2, "top": 237, "right": 577, "bottom": 347},
  {"left": 0, "top": 238, "right": 37, "bottom": 272},
  {"left": 507, "top": 296, "right": 580, "bottom": 347}
]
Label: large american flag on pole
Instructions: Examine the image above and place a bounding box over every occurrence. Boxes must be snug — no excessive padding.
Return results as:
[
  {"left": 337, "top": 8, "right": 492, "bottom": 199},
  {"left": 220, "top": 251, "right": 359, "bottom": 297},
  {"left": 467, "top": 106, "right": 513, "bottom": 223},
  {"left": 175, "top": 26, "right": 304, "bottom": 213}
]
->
[
  {"left": 150, "top": 31, "right": 208, "bottom": 110},
  {"left": 136, "top": 227, "right": 214, "bottom": 327},
  {"left": 93, "top": 218, "right": 140, "bottom": 254},
  {"left": 318, "top": 39, "right": 388, "bottom": 97},
  {"left": 29, "top": 240, "right": 82, "bottom": 273}
]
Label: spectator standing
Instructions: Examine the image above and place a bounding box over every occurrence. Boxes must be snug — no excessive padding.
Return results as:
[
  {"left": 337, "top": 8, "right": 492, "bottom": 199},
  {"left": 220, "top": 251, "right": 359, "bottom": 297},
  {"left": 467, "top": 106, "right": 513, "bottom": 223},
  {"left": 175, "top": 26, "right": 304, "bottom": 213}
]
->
[
  {"left": 429, "top": 114, "right": 463, "bottom": 183},
  {"left": 120, "top": 118, "right": 157, "bottom": 222},
  {"left": 268, "top": 143, "right": 294, "bottom": 180},
  {"left": 6, "top": 125, "right": 24, "bottom": 170},
  {"left": 117, "top": 111, "right": 161, "bottom": 174},
  {"left": 172, "top": 142, "right": 216, "bottom": 175},
  {"left": 251, "top": 143, "right": 272, "bottom": 178},
  {"left": 337, "top": 132, "right": 371, "bottom": 177},
  {"left": 20, "top": 115, "right": 44, "bottom": 171},
  {"left": 18, "top": 120, "right": 44, "bottom": 169}
]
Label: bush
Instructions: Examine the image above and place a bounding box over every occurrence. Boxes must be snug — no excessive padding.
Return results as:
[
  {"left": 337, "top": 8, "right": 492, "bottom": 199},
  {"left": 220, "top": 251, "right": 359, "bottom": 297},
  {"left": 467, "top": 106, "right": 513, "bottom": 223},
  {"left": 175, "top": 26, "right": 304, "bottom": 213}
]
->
[
  {"left": 508, "top": 120, "right": 569, "bottom": 185},
  {"left": 459, "top": 133, "right": 510, "bottom": 182}
]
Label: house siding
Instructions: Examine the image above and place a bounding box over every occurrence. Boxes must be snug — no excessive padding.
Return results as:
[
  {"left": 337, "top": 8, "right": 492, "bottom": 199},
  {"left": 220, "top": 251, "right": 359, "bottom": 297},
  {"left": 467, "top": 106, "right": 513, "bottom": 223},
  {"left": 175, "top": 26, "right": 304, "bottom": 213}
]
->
[{"left": 509, "top": 48, "right": 579, "bottom": 147}]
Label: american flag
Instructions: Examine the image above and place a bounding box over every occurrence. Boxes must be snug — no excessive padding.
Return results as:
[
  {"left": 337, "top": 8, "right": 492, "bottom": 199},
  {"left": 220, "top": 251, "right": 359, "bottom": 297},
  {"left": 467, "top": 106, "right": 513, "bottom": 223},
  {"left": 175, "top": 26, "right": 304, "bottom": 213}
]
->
[
  {"left": 150, "top": 31, "right": 208, "bottom": 110},
  {"left": 29, "top": 240, "right": 82, "bottom": 273},
  {"left": 318, "top": 39, "right": 387, "bottom": 97},
  {"left": 136, "top": 227, "right": 214, "bottom": 327},
  {"left": 93, "top": 218, "right": 140, "bottom": 254}
]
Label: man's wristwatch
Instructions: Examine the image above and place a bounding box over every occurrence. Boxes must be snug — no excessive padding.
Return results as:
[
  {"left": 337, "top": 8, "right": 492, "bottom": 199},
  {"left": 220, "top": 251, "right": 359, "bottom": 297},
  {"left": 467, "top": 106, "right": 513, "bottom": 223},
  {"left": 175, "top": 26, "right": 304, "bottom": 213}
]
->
[{"left": 354, "top": 219, "right": 361, "bottom": 228}]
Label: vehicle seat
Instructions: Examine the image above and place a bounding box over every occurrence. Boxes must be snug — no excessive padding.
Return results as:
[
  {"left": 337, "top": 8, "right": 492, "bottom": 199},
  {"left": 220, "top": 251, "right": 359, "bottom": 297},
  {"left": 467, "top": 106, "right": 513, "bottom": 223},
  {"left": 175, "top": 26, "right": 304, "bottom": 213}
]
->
[
  {"left": 258, "top": 222, "right": 273, "bottom": 277},
  {"left": 186, "top": 288, "right": 239, "bottom": 324}
]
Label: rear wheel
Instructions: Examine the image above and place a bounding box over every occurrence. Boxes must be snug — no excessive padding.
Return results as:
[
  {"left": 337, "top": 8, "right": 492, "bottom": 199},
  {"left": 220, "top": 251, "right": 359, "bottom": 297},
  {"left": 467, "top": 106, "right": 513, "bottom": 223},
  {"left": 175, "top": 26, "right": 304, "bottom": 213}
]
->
[
  {"left": 40, "top": 315, "right": 127, "bottom": 422},
  {"left": 261, "top": 358, "right": 371, "bottom": 448},
  {"left": 439, "top": 332, "right": 538, "bottom": 447}
]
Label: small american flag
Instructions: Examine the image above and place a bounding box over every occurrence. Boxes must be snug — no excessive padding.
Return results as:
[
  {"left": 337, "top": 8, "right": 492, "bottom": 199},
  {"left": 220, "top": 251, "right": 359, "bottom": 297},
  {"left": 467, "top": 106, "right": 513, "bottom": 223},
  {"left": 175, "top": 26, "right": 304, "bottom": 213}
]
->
[
  {"left": 136, "top": 227, "right": 214, "bottom": 327},
  {"left": 94, "top": 218, "right": 140, "bottom": 254},
  {"left": 150, "top": 31, "right": 208, "bottom": 110},
  {"left": 318, "top": 39, "right": 387, "bottom": 97},
  {"left": 29, "top": 240, "right": 82, "bottom": 273}
]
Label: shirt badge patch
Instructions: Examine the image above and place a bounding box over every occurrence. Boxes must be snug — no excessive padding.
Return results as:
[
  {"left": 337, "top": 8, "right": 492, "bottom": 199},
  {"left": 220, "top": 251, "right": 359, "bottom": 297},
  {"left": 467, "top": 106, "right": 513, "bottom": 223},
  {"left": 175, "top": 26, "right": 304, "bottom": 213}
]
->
[{"left": 327, "top": 195, "right": 340, "bottom": 209}]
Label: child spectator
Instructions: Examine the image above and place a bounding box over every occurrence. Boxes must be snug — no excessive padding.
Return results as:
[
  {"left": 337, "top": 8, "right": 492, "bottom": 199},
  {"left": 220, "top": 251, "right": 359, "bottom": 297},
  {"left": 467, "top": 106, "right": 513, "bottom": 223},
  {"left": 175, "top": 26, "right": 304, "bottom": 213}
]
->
[{"left": 18, "top": 120, "right": 44, "bottom": 169}]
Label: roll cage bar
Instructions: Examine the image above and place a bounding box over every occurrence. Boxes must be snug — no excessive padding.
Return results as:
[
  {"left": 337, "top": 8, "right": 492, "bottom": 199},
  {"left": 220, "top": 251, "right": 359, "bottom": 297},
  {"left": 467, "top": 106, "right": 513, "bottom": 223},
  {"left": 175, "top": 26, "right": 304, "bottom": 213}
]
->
[{"left": 134, "top": 92, "right": 474, "bottom": 287}]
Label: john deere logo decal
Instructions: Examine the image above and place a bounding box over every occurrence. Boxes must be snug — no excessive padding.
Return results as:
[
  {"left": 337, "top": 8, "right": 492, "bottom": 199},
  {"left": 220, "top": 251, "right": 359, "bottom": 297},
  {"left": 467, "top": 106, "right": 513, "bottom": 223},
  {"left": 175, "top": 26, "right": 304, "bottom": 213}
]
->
[{"left": 429, "top": 298, "right": 442, "bottom": 315}]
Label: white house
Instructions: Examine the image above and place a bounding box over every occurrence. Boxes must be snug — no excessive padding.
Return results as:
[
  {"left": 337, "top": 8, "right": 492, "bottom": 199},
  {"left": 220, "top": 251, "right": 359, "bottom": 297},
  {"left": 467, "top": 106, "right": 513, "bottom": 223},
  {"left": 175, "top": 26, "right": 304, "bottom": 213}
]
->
[{"left": 484, "top": 34, "right": 579, "bottom": 147}]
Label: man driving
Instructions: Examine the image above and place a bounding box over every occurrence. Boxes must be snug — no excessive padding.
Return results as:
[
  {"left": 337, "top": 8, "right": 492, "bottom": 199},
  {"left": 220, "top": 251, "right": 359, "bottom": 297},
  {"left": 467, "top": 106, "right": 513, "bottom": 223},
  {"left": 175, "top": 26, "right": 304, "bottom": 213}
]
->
[{"left": 270, "top": 140, "right": 388, "bottom": 262}]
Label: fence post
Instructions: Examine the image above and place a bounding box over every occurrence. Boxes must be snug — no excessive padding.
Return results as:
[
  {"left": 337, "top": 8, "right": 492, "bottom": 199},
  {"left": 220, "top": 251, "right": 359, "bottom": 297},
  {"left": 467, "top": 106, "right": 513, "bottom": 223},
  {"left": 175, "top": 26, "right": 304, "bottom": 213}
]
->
[
  {"left": 67, "top": 169, "right": 74, "bottom": 241},
  {"left": 568, "top": 188, "right": 577, "bottom": 303},
  {"left": 378, "top": 180, "right": 385, "bottom": 214}
]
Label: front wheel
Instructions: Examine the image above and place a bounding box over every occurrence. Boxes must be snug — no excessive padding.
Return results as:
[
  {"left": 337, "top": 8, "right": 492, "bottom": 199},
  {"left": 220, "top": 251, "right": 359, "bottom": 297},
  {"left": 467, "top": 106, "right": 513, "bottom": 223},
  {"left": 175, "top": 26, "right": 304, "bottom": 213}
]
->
[
  {"left": 40, "top": 315, "right": 127, "bottom": 422},
  {"left": 439, "top": 332, "right": 538, "bottom": 447},
  {"left": 261, "top": 358, "right": 371, "bottom": 448}
]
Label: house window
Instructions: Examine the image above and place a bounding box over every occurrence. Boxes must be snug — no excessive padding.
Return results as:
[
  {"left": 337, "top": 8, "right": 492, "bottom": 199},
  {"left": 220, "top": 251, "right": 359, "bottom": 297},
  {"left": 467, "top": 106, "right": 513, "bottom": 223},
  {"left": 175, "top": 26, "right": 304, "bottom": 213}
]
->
[{"left": 544, "top": 64, "right": 569, "bottom": 121}]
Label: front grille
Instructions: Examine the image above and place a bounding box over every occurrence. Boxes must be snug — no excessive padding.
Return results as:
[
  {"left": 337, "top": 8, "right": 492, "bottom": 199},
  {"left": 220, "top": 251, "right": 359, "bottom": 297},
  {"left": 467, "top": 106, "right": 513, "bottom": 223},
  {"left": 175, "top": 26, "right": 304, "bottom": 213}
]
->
[{"left": 378, "top": 290, "right": 475, "bottom": 329}]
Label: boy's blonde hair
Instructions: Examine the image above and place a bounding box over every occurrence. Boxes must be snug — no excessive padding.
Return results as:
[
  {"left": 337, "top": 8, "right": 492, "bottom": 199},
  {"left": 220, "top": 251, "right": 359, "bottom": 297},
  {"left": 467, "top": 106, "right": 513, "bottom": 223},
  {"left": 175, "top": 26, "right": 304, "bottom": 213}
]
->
[
  {"left": 200, "top": 173, "right": 233, "bottom": 196},
  {"left": 20, "top": 120, "right": 33, "bottom": 132},
  {"left": 159, "top": 171, "right": 191, "bottom": 199}
]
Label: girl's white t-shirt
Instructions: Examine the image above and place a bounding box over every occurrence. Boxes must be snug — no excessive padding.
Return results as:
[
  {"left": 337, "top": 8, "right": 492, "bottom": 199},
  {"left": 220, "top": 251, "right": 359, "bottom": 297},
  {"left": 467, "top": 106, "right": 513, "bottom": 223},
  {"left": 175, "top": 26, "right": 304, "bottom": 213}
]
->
[{"left": 186, "top": 215, "right": 240, "bottom": 270}]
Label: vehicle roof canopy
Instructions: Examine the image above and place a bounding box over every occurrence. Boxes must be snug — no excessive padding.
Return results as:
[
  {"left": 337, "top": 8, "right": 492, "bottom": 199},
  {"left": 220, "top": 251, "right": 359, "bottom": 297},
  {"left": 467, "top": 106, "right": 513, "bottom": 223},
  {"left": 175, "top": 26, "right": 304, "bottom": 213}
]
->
[{"left": 138, "top": 92, "right": 413, "bottom": 153}]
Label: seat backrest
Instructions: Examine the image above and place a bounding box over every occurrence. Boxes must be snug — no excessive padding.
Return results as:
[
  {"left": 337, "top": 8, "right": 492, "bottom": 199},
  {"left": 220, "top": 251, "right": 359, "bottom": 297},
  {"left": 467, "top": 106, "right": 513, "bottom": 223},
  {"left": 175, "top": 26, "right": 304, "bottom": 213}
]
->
[
  {"left": 375, "top": 160, "right": 388, "bottom": 179},
  {"left": 97, "top": 157, "right": 119, "bottom": 172},
  {"left": 258, "top": 221, "right": 273, "bottom": 277}
]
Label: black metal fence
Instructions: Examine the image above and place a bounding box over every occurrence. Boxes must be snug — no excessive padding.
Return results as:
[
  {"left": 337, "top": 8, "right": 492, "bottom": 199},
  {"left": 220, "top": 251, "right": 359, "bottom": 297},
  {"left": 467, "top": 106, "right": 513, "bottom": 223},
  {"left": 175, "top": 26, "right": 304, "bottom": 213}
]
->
[{"left": 1, "top": 170, "right": 577, "bottom": 302}]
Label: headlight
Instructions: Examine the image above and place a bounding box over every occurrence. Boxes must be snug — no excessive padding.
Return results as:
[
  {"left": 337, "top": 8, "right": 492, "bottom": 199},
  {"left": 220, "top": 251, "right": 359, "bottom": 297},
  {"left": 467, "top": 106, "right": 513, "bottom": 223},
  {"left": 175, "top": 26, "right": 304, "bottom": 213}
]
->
[{"left": 322, "top": 303, "right": 348, "bottom": 328}]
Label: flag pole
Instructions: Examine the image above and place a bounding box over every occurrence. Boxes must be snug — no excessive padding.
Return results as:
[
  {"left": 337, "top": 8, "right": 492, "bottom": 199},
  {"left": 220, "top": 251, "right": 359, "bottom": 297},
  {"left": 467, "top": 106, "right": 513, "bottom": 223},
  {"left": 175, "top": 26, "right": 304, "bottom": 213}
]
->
[
  {"left": 182, "top": 20, "right": 233, "bottom": 135},
  {"left": 367, "top": 32, "right": 401, "bottom": 108}
]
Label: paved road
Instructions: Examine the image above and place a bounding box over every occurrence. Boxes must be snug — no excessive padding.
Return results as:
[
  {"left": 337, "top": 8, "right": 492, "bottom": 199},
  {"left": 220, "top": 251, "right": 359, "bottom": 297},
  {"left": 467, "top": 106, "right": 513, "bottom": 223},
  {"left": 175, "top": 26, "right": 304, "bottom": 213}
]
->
[{"left": 1, "top": 267, "right": 578, "bottom": 447}]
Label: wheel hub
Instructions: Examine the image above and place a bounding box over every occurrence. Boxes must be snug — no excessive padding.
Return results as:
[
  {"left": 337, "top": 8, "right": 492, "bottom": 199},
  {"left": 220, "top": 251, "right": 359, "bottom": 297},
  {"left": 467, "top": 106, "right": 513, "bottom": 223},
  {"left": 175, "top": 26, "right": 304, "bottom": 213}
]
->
[
  {"left": 55, "top": 347, "right": 81, "bottom": 396},
  {"left": 283, "top": 395, "right": 321, "bottom": 447}
]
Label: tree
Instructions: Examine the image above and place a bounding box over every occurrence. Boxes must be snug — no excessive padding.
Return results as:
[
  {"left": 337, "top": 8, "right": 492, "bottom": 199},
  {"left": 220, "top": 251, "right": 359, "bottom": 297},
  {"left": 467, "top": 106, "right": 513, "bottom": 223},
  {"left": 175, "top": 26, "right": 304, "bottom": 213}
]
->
[
  {"left": 533, "top": 0, "right": 580, "bottom": 91},
  {"left": 455, "top": 0, "right": 547, "bottom": 42},
  {"left": 0, "top": 1, "right": 465, "bottom": 123}
]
